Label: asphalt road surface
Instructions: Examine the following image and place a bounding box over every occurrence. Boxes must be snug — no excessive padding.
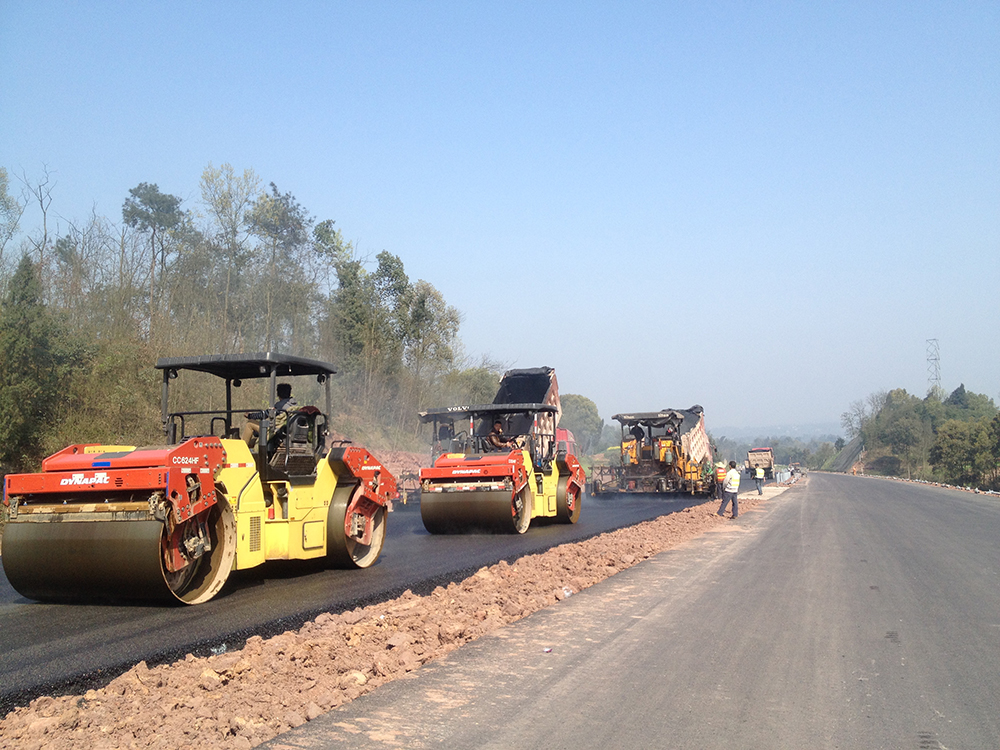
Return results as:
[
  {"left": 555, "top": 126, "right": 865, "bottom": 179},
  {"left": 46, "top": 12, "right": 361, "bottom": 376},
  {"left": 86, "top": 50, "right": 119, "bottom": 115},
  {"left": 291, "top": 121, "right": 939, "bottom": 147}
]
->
[
  {"left": 0, "top": 489, "right": 717, "bottom": 713},
  {"left": 266, "top": 473, "right": 1000, "bottom": 750}
]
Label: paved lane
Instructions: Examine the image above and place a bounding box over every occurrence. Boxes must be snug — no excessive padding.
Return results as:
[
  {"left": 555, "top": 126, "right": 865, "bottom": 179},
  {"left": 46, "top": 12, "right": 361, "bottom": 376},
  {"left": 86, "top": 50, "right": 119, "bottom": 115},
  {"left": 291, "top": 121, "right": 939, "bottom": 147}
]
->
[
  {"left": 0, "top": 491, "right": 709, "bottom": 712},
  {"left": 269, "top": 473, "right": 1000, "bottom": 749}
]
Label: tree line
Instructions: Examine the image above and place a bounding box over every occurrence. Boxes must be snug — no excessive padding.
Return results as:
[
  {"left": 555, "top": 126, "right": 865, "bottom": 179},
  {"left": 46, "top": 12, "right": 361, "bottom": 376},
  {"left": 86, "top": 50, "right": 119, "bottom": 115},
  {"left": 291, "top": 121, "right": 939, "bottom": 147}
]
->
[
  {"left": 711, "top": 433, "right": 843, "bottom": 471},
  {"left": 841, "top": 383, "right": 1000, "bottom": 489},
  {"left": 0, "top": 164, "right": 510, "bottom": 475}
]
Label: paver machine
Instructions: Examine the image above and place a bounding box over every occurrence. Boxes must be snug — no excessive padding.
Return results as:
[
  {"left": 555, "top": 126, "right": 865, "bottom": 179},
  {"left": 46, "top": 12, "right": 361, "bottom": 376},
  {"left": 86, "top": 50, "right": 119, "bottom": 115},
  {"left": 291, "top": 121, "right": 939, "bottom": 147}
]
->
[
  {"left": 1, "top": 353, "right": 397, "bottom": 604},
  {"left": 591, "top": 406, "right": 715, "bottom": 496},
  {"left": 417, "top": 367, "right": 586, "bottom": 534}
]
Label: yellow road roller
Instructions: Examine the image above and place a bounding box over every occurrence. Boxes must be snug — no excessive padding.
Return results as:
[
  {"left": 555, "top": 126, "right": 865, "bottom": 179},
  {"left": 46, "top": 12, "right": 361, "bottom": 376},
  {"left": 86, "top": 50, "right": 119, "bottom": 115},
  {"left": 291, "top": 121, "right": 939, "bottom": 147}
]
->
[{"left": 1, "top": 353, "right": 397, "bottom": 604}]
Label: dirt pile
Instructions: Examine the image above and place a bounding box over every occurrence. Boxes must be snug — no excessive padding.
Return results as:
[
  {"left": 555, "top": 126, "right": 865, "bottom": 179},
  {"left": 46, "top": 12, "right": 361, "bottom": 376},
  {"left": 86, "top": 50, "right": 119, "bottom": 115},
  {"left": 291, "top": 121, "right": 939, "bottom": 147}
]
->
[{"left": 0, "top": 492, "right": 776, "bottom": 750}]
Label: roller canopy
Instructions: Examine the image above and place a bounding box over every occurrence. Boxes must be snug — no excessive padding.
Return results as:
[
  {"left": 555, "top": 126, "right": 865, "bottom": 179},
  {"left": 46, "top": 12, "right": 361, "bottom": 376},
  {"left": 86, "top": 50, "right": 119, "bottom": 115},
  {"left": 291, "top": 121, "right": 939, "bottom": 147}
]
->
[
  {"left": 155, "top": 352, "right": 336, "bottom": 380},
  {"left": 418, "top": 402, "right": 558, "bottom": 423}
]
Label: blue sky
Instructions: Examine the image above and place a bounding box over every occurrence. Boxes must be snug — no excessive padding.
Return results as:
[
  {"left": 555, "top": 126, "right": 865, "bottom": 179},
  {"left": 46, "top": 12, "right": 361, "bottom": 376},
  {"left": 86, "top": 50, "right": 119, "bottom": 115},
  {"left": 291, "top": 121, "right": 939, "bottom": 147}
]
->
[{"left": 2, "top": 2, "right": 998, "bottom": 434}]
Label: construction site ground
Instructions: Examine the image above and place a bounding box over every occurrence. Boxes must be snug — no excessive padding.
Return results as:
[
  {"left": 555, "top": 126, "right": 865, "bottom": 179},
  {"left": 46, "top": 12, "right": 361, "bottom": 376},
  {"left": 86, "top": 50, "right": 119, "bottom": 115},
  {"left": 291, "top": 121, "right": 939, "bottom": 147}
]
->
[
  {"left": 0, "top": 480, "right": 788, "bottom": 749},
  {"left": 258, "top": 472, "right": 1000, "bottom": 750}
]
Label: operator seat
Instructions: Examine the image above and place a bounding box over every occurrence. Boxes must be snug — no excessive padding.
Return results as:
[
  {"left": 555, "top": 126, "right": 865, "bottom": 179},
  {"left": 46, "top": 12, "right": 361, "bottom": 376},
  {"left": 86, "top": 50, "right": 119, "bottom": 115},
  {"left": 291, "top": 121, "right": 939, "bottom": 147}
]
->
[{"left": 269, "top": 409, "right": 323, "bottom": 475}]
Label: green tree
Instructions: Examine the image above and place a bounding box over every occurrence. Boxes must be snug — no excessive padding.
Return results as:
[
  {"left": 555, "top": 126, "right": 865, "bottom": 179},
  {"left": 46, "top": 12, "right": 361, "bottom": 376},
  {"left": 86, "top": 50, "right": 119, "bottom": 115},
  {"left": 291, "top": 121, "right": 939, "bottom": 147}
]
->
[
  {"left": 944, "top": 384, "right": 970, "bottom": 409},
  {"left": 122, "top": 182, "right": 184, "bottom": 327},
  {"left": 560, "top": 394, "right": 604, "bottom": 455},
  {"left": 882, "top": 416, "right": 922, "bottom": 477},
  {"left": 943, "top": 383, "right": 997, "bottom": 421},
  {"left": 250, "top": 183, "right": 315, "bottom": 350},
  {"left": 0, "top": 256, "right": 85, "bottom": 472},
  {"left": 929, "top": 418, "right": 994, "bottom": 487},
  {"left": 439, "top": 361, "right": 503, "bottom": 406},
  {"left": 403, "top": 280, "right": 461, "bottom": 406},
  {"left": 809, "top": 442, "right": 836, "bottom": 470}
]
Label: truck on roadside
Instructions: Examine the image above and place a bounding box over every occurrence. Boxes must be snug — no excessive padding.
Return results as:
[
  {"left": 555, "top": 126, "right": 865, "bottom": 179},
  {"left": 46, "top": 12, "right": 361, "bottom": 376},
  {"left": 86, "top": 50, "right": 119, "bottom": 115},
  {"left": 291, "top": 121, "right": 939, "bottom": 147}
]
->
[{"left": 746, "top": 447, "right": 775, "bottom": 479}]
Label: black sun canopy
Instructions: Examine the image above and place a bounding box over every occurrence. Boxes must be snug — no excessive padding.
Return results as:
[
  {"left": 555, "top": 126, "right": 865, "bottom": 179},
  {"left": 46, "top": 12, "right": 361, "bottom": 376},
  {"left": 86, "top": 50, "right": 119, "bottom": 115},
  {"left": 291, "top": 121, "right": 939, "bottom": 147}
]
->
[
  {"left": 612, "top": 406, "right": 705, "bottom": 435},
  {"left": 155, "top": 352, "right": 337, "bottom": 381},
  {"left": 418, "top": 403, "right": 558, "bottom": 424}
]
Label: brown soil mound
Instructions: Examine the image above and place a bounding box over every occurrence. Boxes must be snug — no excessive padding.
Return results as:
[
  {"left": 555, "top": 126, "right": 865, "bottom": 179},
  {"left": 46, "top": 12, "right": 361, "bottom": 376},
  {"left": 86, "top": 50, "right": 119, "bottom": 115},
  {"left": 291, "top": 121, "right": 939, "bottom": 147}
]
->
[{"left": 0, "top": 491, "right": 779, "bottom": 750}]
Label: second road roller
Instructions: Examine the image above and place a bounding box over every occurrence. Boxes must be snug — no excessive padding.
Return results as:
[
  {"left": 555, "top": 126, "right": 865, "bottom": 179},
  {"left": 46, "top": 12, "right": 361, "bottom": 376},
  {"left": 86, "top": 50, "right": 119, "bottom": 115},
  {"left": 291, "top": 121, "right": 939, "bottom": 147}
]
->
[
  {"left": 417, "top": 367, "right": 586, "bottom": 533},
  {"left": 1, "top": 352, "right": 397, "bottom": 605}
]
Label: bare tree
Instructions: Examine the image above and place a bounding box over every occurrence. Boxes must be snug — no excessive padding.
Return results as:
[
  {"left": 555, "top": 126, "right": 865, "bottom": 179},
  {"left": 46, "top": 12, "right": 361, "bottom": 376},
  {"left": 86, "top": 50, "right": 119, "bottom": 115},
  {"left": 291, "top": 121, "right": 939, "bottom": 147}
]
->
[
  {"left": 18, "top": 165, "right": 57, "bottom": 270},
  {"left": 0, "top": 167, "right": 26, "bottom": 263},
  {"left": 866, "top": 389, "right": 889, "bottom": 416},
  {"left": 841, "top": 399, "right": 869, "bottom": 439},
  {"left": 200, "top": 163, "right": 261, "bottom": 350}
]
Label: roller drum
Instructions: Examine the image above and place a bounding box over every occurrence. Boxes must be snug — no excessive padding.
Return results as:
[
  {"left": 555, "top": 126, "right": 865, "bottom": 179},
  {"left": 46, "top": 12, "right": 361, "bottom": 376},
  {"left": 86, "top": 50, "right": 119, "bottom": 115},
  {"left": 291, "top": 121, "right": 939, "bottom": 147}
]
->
[
  {"left": 2, "top": 501, "right": 236, "bottom": 605},
  {"left": 420, "top": 489, "right": 528, "bottom": 534},
  {"left": 3, "top": 520, "right": 176, "bottom": 603}
]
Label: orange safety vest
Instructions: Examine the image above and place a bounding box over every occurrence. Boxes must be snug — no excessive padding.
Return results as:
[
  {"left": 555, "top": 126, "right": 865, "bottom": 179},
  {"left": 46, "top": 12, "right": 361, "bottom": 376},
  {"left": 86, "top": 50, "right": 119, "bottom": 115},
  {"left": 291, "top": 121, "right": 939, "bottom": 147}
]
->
[{"left": 715, "top": 466, "right": 726, "bottom": 482}]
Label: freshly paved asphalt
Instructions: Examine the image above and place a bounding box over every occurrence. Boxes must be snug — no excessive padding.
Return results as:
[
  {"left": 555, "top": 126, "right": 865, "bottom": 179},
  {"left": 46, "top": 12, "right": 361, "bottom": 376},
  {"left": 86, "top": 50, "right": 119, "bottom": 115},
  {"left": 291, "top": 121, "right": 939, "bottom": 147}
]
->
[
  {"left": 0, "top": 489, "right": 712, "bottom": 713},
  {"left": 263, "top": 473, "right": 1000, "bottom": 750}
]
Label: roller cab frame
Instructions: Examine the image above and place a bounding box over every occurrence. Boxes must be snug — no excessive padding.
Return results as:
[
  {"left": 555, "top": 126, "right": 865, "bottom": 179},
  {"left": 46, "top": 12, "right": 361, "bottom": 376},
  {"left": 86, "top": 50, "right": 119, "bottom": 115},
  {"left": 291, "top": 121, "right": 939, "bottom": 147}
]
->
[
  {"left": 2, "top": 352, "right": 397, "bottom": 605},
  {"left": 418, "top": 403, "right": 585, "bottom": 534},
  {"left": 591, "top": 407, "right": 715, "bottom": 496}
]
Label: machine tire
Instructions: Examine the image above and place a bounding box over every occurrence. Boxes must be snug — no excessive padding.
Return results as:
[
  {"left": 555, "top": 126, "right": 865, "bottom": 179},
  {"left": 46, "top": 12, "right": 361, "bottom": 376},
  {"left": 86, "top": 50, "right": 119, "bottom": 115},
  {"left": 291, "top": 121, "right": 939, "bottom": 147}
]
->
[
  {"left": 512, "top": 486, "right": 531, "bottom": 534},
  {"left": 169, "top": 498, "right": 238, "bottom": 604},
  {"left": 556, "top": 475, "right": 581, "bottom": 524},
  {"left": 327, "top": 483, "right": 386, "bottom": 569}
]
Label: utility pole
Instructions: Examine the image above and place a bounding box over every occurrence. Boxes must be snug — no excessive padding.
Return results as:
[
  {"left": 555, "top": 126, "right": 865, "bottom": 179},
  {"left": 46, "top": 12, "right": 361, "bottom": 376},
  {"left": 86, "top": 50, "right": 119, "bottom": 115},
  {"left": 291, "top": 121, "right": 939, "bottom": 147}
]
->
[{"left": 926, "top": 339, "right": 941, "bottom": 398}]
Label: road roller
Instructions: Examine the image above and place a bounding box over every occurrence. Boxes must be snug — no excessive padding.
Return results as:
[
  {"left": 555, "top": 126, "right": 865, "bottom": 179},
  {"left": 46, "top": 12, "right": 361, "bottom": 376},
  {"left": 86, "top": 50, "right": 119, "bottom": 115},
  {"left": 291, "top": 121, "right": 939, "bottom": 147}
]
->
[
  {"left": 1, "top": 353, "right": 397, "bottom": 604},
  {"left": 418, "top": 403, "right": 586, "bottom": 534}
]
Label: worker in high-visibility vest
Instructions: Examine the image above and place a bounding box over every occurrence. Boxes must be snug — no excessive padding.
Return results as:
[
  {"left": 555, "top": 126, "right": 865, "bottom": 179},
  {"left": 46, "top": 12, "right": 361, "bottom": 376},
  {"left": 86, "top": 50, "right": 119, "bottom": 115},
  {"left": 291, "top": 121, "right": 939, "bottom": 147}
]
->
[
  {"left": 754, "top": 465, "right": 765, "bottom": 495},
  {"left": 717, "top": 461, "right": 741, "bottom": 519},
  {"left": 714, "top": 462, "right": 727, "bottom": 499}
]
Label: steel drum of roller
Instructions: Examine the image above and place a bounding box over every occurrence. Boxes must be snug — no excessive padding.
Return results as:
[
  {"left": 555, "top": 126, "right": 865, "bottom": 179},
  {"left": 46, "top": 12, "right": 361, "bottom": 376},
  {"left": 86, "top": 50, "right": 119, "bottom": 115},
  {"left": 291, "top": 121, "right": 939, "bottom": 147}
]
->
[
  {"left": 420, "top": 488, "right": 530, "bottom": 534},
  {"left": 2, "top": 500, "right": 237, "bottom": 605}
]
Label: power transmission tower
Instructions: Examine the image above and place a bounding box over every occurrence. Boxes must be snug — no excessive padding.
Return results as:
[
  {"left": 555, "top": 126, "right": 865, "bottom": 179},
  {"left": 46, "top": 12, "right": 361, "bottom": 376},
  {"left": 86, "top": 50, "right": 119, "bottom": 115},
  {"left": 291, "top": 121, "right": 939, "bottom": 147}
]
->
[{"left": 926, "top": 339, "right": 941, "bottom": 397}]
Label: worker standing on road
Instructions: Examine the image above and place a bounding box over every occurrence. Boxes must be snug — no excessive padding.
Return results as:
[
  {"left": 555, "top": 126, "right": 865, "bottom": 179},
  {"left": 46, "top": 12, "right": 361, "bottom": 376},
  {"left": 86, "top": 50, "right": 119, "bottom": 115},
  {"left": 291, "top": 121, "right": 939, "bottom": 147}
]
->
[
  {"left": 717, "top": 460, "right": 741, "bottom": 519},
  {"left": 754, "top": 465, "right": 765, "bottom": 495},
  {"left": 715, "top": 462, "right": 727, "bottom": 499}
]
